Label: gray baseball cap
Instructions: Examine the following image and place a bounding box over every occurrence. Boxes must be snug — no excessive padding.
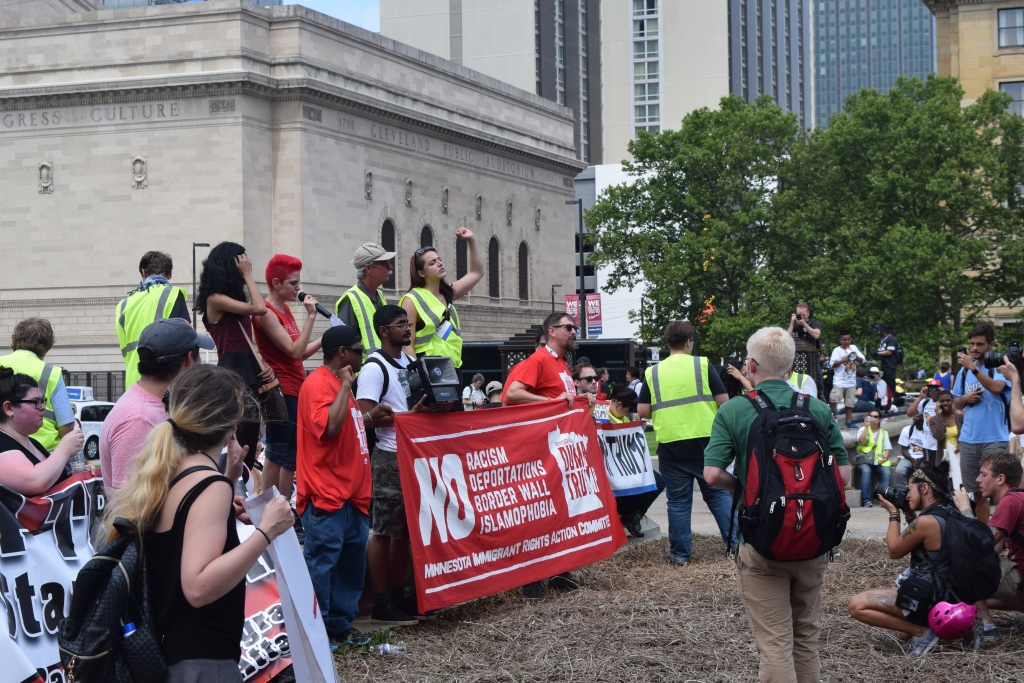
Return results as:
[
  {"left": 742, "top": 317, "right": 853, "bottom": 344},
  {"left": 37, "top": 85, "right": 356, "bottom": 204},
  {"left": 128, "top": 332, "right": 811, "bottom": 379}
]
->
[
  {"left": 138, "top": 318, "right": 215, "bottom": 364},
  {"left": 353, "top": 243, "right": 397, "bottom": 268}
]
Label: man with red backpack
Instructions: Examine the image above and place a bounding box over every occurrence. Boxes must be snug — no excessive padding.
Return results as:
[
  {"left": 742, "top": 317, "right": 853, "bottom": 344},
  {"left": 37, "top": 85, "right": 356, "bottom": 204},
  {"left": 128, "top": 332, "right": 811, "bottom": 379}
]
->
[{"left": 705, "top": 327, "right": 850, "bottom": 683}]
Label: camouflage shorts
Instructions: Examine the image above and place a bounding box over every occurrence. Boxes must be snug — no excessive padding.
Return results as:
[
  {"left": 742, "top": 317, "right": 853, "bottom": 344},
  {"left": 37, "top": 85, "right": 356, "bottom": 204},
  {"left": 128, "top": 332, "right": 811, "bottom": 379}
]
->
[{"left": 370, "top": 446, "right": 407, "bottom": 539}]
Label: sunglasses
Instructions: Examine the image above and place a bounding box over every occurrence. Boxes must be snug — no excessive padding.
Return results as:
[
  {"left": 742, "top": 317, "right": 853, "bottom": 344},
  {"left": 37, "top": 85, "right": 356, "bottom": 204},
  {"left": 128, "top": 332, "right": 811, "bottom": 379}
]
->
[
  {"left": 552, "top": 324, "right": 579, "bottom": 333},
  {"left": 415, "top": 245, "right": 437, "bottom": 256},
  {"left": 579, "top": 376, "right": 598, "bottom": 382},
  {"left": 14, "top": 398, "right": 46, "bottom": 410},
  {"left": 344, "top": 346, "right": 365, "bottom": 355}
]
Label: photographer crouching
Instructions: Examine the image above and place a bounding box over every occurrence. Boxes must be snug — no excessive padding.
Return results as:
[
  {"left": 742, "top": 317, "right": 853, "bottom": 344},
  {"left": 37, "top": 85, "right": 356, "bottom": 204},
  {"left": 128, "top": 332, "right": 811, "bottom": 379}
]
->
[{"left": 847, "top": 462, "right": 957, "bottom": 658}]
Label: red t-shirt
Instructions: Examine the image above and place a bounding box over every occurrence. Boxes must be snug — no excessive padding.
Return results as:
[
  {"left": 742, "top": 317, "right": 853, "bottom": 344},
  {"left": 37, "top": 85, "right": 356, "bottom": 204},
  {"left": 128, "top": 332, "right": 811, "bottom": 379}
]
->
[
  {"left": 990, "top": 489, "right": 1024, "bottom": 573},
  {"left": 296, "top": 366, "right": 371, "bottom": 516},
  {"left": 502, "top": 347, "right": 576, "bottom": 403},
  {"left": 253, "top": 301, "right": 307, "bottom": 397}
]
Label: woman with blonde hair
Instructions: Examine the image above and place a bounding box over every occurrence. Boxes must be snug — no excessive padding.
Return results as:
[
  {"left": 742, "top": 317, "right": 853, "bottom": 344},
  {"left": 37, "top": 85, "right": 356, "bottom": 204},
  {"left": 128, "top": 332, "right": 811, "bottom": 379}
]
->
[{"left": 103, "top": 364, "right": 292, "bottom": 682}]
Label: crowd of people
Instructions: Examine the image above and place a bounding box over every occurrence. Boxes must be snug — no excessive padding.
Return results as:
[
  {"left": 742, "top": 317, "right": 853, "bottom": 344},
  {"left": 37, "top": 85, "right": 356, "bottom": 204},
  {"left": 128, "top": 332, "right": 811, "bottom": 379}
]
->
[{"left": 4, "top": 249, "right": 1024, "bottom": 682}]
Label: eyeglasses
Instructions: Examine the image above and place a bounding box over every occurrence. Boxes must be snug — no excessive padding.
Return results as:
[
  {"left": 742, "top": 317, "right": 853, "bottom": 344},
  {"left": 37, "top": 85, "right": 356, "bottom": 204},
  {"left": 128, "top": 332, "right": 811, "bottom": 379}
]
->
[
  {"left": 552, "top": 324, "right": 579, "bottom": 333},
  {"left": 744, "top": 357, "right": 759, "bottom": 367},
  {"left": 370, "top": 261, "right": 393, "bottom": 269},
  {"left": 14, "top": 398, "right": 46, "bottom": 410},
  {"left": 579, "top": 376, "right": 598, "bottom": 382},
  {"left": 384, "top": 321, "right": 413, "bottom": 329}
]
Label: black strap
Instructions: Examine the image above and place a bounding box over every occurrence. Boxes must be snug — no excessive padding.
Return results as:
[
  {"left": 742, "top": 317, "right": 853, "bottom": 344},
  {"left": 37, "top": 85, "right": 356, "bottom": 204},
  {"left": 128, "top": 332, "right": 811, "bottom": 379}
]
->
[
  {"left": 745, "top": 389, "right": 775, "bottom": 413},
  {"left": 169, "top": 465, "right": 219, "bottom": 489},
  {"left": 790, "top": 391, "right": 808, "bottom": 411},
  {"left": 363, "top": 357, "right": 390, "bottom": 403}
]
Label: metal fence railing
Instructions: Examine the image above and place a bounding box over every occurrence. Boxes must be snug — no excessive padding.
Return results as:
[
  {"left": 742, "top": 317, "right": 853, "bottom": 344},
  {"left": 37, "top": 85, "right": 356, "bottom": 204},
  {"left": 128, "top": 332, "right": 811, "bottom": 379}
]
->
[{"left": 63, "top": 371, "right": 127, "bottom": 403}]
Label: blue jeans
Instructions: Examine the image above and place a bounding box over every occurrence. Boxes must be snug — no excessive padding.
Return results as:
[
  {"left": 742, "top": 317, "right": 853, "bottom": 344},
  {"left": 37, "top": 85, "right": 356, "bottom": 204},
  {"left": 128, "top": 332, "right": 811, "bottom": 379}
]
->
[
  {"left": 859, "top": 463, "right": 891, "bottom": 505},
  {"left": 301, "top": 503, "right": 369, "bottom": 635},
  {"left": 658, "top": 449, "right": 735, "bottom": 562}
]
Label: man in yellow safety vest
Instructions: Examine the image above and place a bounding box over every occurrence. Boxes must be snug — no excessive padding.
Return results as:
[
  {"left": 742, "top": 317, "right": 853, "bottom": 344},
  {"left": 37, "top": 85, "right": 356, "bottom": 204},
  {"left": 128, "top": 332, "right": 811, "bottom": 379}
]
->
[
  {"left": 637, "top": 320, "right": 734, "bottom": 565},
  {"left": 0, "top": 318, "right": 76, "bottom": 451},
  {"left": 115, "top": 251, "right": 190, "bottom": 387},
  {"left": 856, "top": 409, "right": 893, "bottom": 508},
  {"left": 335, "top": 243, "right": 396, "bottom": 360}
]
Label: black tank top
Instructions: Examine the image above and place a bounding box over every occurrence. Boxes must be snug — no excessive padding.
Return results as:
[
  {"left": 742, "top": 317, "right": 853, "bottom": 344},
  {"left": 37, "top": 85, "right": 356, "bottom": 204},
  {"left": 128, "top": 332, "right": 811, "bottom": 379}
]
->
[
  {"left": 0, "top": 430, "right": 71, "bottom": 487},
  {"left": 909, "top": 503, "right": 953, "bottom": 601},
  {"left": 145, "top": 466, "right": 246, "bottom": 665}
]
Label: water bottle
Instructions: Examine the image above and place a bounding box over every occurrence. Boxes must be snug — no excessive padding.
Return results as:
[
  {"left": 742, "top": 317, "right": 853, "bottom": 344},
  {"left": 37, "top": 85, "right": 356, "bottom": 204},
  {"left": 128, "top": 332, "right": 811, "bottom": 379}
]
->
[
  {"left": 68, "top": 450, "right": 87, "bottom": 474},
  {"left": 368, "top": 643, "right": 407, "bottom": 656}
]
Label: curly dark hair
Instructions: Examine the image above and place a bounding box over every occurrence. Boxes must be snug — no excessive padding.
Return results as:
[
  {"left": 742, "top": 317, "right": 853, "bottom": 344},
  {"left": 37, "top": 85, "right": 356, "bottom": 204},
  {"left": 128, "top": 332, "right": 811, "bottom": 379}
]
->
[
  {"left": 910, "top": 460, "right": 952, "bottom": 501},
  {"left": 195, "top": 242, "right": 248, "bottom": 315},
  {"left": 0, "top": 367, "right": 39, "bottom": 423}
]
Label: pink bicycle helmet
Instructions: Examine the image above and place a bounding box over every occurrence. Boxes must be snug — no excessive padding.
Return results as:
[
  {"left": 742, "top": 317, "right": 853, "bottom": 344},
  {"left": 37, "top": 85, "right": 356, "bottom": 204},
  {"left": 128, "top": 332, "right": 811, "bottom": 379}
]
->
[{"left": 928, "top": 601, "right": 977, "bottom": 640}]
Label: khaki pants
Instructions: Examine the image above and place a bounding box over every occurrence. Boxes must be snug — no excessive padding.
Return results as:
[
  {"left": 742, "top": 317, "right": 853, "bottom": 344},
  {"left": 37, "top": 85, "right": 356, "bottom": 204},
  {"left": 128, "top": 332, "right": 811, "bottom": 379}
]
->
[{"left": 735, "top": 544, "right": 829, "bottom": 683}]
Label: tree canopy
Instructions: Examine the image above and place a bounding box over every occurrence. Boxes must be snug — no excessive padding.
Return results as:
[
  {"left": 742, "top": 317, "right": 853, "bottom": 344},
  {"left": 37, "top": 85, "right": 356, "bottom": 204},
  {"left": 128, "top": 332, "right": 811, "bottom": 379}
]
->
[{"left": 587, "top": 76, "right": 1024, "bottom": 367}]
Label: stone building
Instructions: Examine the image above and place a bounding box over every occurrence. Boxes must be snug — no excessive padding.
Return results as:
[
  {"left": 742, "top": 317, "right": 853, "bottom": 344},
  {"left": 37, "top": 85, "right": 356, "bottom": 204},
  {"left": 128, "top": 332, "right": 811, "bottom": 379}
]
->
[{"left": 0, "top": 1, "right": 585, "bottom": 378}]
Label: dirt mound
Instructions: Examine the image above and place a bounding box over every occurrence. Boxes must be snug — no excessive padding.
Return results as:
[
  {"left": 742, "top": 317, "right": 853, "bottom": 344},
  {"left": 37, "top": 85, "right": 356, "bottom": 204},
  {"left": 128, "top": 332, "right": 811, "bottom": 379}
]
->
[{"left": 335, "top": 536, "right": 1024, "bottom": 681}]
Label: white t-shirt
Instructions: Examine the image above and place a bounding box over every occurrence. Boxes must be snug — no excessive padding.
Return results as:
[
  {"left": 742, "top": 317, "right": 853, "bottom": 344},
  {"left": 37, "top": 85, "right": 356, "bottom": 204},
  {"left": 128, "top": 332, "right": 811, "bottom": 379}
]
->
[
  {"left": 898, "top": 424, "right": 928, "bottom": 461},
  {"left": 356, "top": 350, "right": 413, "bottom": 452},
  {"left": 787, "top": 373, "right": 817, "bottom": 395},
  {"left": 462, "top": 385, "right": 486, "bottom": 411},
  {"left": 876, "top": 379, "right": 889, "bottom": 407},
  {"left": 829, "top": 345, "right": 864, "bottom": 388},
  {"left": 916, "top": 398, "right": 938, "bottom": 450},
  {"left": 628, "top": 378, "right": 642, "bottom": 396}
]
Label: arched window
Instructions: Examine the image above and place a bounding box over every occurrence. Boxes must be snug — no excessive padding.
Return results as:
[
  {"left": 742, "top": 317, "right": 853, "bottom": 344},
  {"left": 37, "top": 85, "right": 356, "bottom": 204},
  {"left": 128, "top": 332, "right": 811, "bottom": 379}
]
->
[
  {"left": 456, "top": 238, "right": 468, "bottom": 280},
  {"left": 381, "top": 219, "right": 396, "bottom": 290},
  {"left": 488, "top": 237, "right": 500, "bottom": 298},
  {"left": 420, "top": 225, "right": 434, "bottom": 249},
  {"left": 518, "top": 242, "right": 529, "bottom": 301}
]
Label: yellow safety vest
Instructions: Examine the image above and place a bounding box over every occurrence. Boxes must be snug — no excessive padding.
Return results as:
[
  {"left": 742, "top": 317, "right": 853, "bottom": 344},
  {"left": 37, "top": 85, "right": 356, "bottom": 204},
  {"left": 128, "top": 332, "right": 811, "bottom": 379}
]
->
[
  {"left": 789, "top": 372, "right": 807, "bottom": 388},
  {"left": 644, "top": 354, "right": 718, "bottom": 443},
  {"left": 399, "top": 288, "right": 463, "bottom": 368},
  {"left": 856, "top": 426, "right": 891, "bottom": 466},
  {"left": 0, "top": 349, "right": 64, "bottom": 451},
  {"left": 607, "top": 412, "right": 629, "bottom": 424},
  {"left": 116, "top": 284, "right": 188, "bottom": 387},
  {"left": 335, "top": 284, "right": 387, "bottom": 360}
]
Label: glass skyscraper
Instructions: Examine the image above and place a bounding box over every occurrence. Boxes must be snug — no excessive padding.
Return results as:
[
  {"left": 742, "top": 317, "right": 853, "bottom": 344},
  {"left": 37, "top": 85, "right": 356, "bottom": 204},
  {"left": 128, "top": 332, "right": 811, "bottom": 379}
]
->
[{"left": 813, "top": 0, "right": 936, "bottom": 128}]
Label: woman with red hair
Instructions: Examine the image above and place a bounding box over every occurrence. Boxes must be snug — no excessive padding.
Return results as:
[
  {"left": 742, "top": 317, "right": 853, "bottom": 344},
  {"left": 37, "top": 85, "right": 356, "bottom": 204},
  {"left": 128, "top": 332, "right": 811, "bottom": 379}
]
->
[{"left": 253, "top": 254, "right": 322, "bottom": 508}]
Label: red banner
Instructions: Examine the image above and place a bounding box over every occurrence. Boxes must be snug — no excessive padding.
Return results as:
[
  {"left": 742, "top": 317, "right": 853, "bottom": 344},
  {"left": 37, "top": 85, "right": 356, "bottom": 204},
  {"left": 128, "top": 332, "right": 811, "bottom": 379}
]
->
[
  {"left": 585, "top": 293, "right": 602, "bottom": 335},
  {"left": 395, "top": 398, "right": 626, "bottom": 611},
  {"left": 564, "top": 294, "right": 579, "bottom": 326}
]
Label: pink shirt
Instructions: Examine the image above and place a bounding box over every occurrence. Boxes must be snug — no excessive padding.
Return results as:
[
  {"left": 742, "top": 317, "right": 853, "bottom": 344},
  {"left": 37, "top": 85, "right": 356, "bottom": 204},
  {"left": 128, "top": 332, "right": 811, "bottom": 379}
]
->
[{"left": 99, "top": 383, "right": 168, "bottom": 490}]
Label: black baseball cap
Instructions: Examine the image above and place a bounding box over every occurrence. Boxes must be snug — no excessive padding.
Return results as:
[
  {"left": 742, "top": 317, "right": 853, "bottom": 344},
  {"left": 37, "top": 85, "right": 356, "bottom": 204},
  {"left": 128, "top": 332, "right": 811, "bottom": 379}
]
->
[
  {"left": 137, "top": 318, "right": 215, "bottom": 364},
  {"left": 322, "top": 325, "right": 363, "bottom": 356}
]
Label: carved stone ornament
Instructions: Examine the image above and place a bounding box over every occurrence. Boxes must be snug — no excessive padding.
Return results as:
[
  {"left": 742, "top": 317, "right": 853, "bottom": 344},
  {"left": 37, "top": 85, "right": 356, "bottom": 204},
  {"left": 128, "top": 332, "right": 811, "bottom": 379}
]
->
[
  {"left": 506, "top": 199, "right": 513, "bottom": 226},
  {"left": 475, "top": 194, "right": 482, "bottom": 220},
  {"left": 441, "top": 186, "right": 449, "bottom": 214},
  {"left": 535, "top": 206, "right": 541, "bottom": 231},
  {"left": 405, "top": 178, "right": 412, "bottom": 207},
  {"left": 364, "top": 170, "right": 372, "bottom": 200},
  {"left": 38, "top": 162, "right": 53, "bottom": 194},
  {"left": 131, "top": 156, "right": 147, "bottom": 189}
]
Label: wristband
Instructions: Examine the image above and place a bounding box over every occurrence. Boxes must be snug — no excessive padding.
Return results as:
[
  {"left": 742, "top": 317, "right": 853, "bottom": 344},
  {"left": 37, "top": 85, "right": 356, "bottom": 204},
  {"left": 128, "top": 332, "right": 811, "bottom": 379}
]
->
[
  {"left": 364, "top": 412, "right": 372, "bottom": 422},
  {"left": 889, "top": 515, "right": 900, "bottom": 523},
  {"left": 255, "top": 528, "right": 272, "bottom": 545}
]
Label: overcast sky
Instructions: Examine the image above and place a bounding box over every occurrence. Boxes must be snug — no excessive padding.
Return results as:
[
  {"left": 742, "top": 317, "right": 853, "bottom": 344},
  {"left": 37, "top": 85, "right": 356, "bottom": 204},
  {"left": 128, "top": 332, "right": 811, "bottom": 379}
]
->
[{"left": 284, "top": 0, "right": 380, "bottom": 31}]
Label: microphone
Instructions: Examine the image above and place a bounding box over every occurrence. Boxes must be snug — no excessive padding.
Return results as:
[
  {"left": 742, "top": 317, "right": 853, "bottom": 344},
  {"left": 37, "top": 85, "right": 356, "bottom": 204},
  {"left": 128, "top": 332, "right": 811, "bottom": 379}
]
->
[{"left": 298, "top": 291, "right": 334, "bottom": 320}]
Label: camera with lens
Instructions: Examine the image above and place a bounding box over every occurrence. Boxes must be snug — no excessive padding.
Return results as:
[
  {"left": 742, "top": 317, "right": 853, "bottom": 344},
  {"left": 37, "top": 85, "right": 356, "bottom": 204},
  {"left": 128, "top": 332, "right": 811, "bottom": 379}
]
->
[
  {"left": 983, "top": 340, "right": 1023, "bottom": 375},
  {"left": 874, "top": 484, "right": 910, "bottom": 511},
  {"left": 796, "top": 313, "right": 803, "bottom": 321},
  {"left": 958, "top": 346, "right": 968, "bottom": 356}
]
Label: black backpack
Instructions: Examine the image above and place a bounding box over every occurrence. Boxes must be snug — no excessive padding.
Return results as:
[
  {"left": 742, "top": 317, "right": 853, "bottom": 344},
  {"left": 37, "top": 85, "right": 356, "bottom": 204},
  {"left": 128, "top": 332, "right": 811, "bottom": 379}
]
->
[
  {"left": 929, "top": 506, "right": 1001, "bottom": 604},
  {"left": 733, "top": 390, "right": 851, "bottom": 561},
  {"left": 58, "top": 518, "right": 167, "bottom": 683},
  {"left": 893, "top": 339, "right": 905, "bottom": 365}
]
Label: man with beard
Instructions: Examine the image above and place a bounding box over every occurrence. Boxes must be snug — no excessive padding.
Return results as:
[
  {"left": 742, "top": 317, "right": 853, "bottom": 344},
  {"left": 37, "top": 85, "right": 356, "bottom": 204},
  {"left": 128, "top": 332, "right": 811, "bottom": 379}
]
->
[
  {"left": 503, "top": 311, "right": 580, "bottom": 598},
  {"left": 355, "top": 304, "right": 430, "bottom": 625}
]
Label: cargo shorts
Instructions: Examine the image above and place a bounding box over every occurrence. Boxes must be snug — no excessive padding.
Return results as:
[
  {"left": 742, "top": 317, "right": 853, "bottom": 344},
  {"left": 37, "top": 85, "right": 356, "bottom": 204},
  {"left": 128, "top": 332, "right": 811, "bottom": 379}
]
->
[{"left": 370, "top": 446, "right": 408, "bottom": 539}]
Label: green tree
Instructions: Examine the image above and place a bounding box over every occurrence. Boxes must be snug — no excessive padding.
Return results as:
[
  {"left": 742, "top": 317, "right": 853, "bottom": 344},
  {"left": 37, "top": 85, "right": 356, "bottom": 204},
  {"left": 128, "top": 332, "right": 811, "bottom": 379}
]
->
[
  {"left": 777, "top": 76, "right": 1024, "bottom": 363},
  {"left": 586, "top": 95, "right": 801, "bottom": 359}
]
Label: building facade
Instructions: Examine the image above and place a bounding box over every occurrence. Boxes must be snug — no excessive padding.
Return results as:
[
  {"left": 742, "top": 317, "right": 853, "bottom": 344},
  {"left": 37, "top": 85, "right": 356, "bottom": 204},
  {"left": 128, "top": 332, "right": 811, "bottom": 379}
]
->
[
  {"left": 925, "top": 0, "right": 1024, "bottom": 114},
  {"left": 813, "top": 0, "right": 937, "bottom": 129},
  {"left": 0, "top": 1, "right": 585, "bottom": 375},
  {"left": 728, "top": 0, "right": 813, "bottom": 128}
]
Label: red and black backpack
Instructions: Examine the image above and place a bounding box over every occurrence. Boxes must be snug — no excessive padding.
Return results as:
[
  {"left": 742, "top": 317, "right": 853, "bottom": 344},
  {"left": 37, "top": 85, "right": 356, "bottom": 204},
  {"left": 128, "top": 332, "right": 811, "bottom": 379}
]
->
[{"left": 731, "top": 390, "right": 850, "bottom": 561}]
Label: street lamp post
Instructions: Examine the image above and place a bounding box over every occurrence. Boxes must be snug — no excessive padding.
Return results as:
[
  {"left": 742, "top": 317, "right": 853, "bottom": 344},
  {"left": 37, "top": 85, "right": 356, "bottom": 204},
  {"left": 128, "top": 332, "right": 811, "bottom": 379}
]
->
[
  {"left": 550, "top": 283, "right": 562, "bottom": 312},
  {"left": 192, "top": 242, "right": 210, "bottom": 328},
  {"left": 565, "top": 198, "right": 586, "bottom": 340}
]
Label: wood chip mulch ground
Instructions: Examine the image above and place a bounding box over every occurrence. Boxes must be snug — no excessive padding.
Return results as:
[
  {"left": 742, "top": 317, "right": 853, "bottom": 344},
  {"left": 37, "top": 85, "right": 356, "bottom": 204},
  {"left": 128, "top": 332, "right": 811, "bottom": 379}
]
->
[{"left": 334, "top": 536, "right": 1024, "bottom": 682}]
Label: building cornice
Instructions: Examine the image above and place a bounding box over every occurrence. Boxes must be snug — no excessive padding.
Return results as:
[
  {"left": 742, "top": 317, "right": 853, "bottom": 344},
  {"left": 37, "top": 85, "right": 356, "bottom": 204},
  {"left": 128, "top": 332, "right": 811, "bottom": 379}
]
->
[
  {"left": 0, "top": 71, "right": 587, "bottom": 174},
  {"left": 922, "top": 0, "right": 998, "bottom": 13}
]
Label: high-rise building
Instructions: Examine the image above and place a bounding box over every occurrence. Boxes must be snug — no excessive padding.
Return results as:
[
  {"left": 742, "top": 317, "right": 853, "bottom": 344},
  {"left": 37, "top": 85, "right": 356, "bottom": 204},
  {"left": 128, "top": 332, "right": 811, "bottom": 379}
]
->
[
  {"left": 381, "top": 1, "right": 601, "bottom": 163},
  {"left": 728, "top": 0, "right": 813, "bottom": 128},
  {"left": 813, "top": 0, "right": 937, "bottom": 129},
  {"left": 100, "top": 0, "right": 280, "bottom": 6}
]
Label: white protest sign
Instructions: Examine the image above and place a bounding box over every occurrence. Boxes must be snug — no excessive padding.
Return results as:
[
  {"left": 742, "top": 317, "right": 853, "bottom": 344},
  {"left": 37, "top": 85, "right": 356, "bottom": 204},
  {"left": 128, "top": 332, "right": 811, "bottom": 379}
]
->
[
  {"left": 595, "top": 421, "right": 658, "bottom": 497},
  {"left": 244, "top": 488, "right": 338, "bottom": 683}
]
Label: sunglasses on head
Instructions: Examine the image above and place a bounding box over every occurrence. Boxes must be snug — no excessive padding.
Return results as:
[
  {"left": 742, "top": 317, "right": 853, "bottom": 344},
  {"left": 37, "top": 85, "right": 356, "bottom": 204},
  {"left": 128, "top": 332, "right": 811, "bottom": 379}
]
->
[{"left": 415, "top": 246, "right": 437, "bottom": 256}]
